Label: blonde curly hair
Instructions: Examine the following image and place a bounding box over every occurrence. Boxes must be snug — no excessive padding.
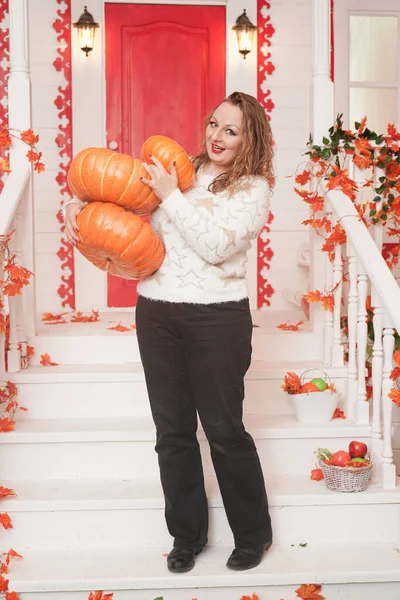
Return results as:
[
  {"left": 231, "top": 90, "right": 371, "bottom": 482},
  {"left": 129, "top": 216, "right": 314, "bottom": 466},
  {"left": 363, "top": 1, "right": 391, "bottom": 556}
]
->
[{"left": 193, "top": 91, "right": 275, "bottom": 194}]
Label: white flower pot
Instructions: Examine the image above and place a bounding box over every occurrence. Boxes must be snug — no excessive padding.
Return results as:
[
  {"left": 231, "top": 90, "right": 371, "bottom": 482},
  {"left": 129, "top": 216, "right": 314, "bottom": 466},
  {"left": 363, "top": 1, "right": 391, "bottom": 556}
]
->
[{"left": 290, "top": 391, "right": 339, "bottom": 424}]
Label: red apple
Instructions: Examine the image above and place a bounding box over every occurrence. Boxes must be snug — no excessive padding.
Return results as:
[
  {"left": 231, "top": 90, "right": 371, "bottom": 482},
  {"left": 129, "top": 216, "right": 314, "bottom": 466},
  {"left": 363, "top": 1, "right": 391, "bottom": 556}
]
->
[
  {"left": 348, "top": 440, "right": 368, "bottom": 459},
  {"left": 329, "top": 450, "right": 351, "bottom": 467}
]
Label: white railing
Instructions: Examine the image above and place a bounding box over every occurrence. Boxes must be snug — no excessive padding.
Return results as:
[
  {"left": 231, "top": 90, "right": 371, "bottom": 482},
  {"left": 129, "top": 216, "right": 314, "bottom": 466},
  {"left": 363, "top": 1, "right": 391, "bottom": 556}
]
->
[
  {"left": 322, "top": 159, "right": 400, "bottom": 489},
  {"left": 0, "top": 0, "right": 35, "bottom": 382}
]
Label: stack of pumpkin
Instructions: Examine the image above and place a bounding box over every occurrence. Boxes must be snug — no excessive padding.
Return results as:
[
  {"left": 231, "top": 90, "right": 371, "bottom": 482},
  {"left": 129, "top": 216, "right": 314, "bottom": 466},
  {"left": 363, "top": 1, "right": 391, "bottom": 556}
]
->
[{"left": 67, "top": 135, "right": 195, "bottom": 279}]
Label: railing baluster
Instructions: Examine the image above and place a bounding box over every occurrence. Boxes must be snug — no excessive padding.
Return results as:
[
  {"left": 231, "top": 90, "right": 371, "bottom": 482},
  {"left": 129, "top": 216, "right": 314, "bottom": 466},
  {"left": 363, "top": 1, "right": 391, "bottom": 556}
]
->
[
  {"left": 346, "top": 240, "right": 358, "bottom": 420},
  {"left": 356, "top": 263, "right": 370, "bottom": 424},
  {"left": 370, "top": 288, "right": 383, "bottom": 482},
  {"left": 381, "top": 310, "right": 396, "bottom": 489}
]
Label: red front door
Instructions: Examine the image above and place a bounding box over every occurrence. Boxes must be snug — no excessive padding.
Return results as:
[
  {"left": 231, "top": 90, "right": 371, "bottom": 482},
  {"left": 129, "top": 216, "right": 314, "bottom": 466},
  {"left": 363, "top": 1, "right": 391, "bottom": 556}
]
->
[{"left": 105, "top": 3, "right": 226, "bottom": 307}]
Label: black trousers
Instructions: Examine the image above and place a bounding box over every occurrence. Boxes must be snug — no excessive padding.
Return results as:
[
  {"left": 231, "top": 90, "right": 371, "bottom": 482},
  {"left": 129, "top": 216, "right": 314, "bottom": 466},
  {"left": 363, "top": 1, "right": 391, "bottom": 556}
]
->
[{"left": 136, "top": 295, "right": 272, "bottom": 549}]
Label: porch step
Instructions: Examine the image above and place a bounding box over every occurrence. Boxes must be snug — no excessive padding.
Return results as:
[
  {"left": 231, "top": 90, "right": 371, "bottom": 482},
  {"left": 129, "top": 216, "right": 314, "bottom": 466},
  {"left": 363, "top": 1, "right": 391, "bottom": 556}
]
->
[
  {"left": 2, "top": 475, "right": 399, "bottom": 549},
  {"left": 0, "top": 415, "right": 371, "bottom": 479},
  {"left": 28, "top": 309, "right": 321, "bottom": 365},
  {"left": 8, "top": 543, "right": 400, "bottom": 599},
  {"left": 12, "top": 361, "right": 348, "bottom": 419}
]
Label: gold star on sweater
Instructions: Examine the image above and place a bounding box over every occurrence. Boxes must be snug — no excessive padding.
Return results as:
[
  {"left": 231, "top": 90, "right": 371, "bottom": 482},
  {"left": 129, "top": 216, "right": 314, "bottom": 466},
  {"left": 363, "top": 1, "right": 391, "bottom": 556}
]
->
[{"left": 195, "top": 197, "right": 217, "bottom": 215}]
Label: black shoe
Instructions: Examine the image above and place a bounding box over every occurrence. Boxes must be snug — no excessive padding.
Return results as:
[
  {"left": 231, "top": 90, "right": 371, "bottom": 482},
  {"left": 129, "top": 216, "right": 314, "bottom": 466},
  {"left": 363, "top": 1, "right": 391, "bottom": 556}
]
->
[
  {"left": 167, "top": 546, "right": 203, "bottom": 573},
  {"left": 226, "top": 541, "right": 272, "bottom": 571}
]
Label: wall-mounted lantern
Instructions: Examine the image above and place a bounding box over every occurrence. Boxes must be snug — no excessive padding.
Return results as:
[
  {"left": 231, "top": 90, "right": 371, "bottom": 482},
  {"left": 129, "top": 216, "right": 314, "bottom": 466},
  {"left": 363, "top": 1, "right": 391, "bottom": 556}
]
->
[
  {"left": 73, "top": 6, "right": 99, "bottom": 56},
  {"left": 232, "top": 9, "right": 257, "bottom": 59}
]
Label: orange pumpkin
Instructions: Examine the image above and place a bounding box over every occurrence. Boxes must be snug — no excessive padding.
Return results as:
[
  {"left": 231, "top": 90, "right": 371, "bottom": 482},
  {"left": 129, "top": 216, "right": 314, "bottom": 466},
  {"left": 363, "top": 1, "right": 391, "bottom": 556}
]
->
[
  {"left": 67, "top": 147, "right": 159, "bottom": 214},
  {"left": 75, "top": 202, "right": 165, "bottom": 280},
  {"left": 141, "top": 135, "right": 195, "bottom": 191}
]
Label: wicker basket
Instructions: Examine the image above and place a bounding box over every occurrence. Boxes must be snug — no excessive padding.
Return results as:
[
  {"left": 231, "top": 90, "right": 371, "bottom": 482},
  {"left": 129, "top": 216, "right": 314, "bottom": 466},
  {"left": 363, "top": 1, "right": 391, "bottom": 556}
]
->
[{"left": 317, "top": 453, "right": 373, "bottom": 493}]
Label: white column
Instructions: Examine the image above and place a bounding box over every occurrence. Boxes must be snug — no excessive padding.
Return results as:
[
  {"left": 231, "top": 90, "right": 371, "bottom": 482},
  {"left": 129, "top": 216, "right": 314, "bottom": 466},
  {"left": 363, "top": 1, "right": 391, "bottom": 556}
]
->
[
  {"left": 8, "top": 0, "right": 36, "bottom": 338},
  {"left": 310, "top": 0, "right": 335, "bottom": 360},
  {"left": 381, "top": 311, "right": 396, "bottom": 489}
]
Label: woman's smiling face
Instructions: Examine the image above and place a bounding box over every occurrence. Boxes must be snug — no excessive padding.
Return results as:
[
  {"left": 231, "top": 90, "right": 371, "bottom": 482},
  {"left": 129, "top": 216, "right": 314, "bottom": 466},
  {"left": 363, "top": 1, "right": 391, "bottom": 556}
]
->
[{"left": 205, "top": 102, "right": 243, "bottom": 173}]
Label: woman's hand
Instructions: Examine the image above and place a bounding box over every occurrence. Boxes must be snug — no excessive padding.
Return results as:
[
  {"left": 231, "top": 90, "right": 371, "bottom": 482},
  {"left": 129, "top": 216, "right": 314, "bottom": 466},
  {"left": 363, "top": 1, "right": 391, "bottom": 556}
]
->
[
  {"left": 64, "top": 202, "right": 87, "bottom": 245},
  {"left": 141, "top": 155, "right": 178, "bottom": 201}
]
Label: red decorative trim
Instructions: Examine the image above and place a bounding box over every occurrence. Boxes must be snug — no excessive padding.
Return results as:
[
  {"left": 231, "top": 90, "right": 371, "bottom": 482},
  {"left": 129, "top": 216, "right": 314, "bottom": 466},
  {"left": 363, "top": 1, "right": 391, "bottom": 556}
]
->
[
  {"left": 0, "top": 0, "right": 9, "bottom": 194},
  {"left": 257, "top": 0, "right": 275, "bottom": 308},
  {"left": 53, "top": 0, "right": 75, "bottom": 309}
]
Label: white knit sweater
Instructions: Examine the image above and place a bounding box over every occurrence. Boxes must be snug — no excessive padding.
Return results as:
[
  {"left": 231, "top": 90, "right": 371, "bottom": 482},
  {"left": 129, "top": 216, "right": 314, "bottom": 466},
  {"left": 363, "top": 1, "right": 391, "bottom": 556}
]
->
[{"left": 137, "top": 170, "right": 271, "bottom": 304}]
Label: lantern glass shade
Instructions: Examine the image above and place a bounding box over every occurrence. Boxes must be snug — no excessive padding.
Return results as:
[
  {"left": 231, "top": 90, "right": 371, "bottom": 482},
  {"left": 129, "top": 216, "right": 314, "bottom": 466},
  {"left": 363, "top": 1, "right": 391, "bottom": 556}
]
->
[
  {"left": 232, "top": 10, "right": 257, "bottom": 59},
  {"left": 73, "top": 6, "right": 99, "bottom": 56}
]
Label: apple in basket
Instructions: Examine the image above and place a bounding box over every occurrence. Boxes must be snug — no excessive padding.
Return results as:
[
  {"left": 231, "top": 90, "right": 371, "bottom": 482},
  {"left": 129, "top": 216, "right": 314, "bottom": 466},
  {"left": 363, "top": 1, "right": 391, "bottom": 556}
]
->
[
  {"left": 327, "top": 450, "right": 352, "bottom": 467},
  {"left": 349, "top": 440, "right": 368, "bottom": 459}
]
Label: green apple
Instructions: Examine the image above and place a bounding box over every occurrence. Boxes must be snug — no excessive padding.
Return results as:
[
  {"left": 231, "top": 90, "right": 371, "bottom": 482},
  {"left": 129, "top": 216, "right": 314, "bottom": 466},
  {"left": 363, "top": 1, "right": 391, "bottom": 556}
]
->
[
  {"left": 311, "top": 377, "right": 327, "bottom": 391},
  {"left": 351, "top": 457, "right": 367, "bottom": 463}
]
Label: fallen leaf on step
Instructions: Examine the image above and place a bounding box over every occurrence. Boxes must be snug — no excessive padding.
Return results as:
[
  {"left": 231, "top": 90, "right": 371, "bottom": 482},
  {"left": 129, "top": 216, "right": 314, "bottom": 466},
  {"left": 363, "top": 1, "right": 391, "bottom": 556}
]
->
[
  {"left": 0, "top": 419, "right": 15, "bottom": 432},
  {"left": 162, "top": 553, "right": 169, "bottom": 557},
  {"left": 71, "top": 310, "right": 100, "bottom": 323},
  {"left": 299, "top": 542, "right": 308, "bottom": 547},
  {"left": 295, "top": 584, "right": 325, "bottom": 599},
  {"left": 332, "top": 408, "right": 346, "bottom": 419},
  {"left": 5, "top": 591, "right": 20, "bottom": 599},
  {"left": 88, "top": 592, "right": 114, "bottom": 600},
  {"left": 41, "top": 312, "right": 68, "bottom": 323},
  {"left": 40, "top": 353, "right": 58, "bottom": 366},
  {"left": 0, "top": 487, "right": 16, "bottom": 500},
  {"left": 0, "top": 549, "right": 22, "bottom": 575},
  {"left": 0, "top": 575, "right": 9, "bottom": 592},
  {"left": 107, "top": 323, "right": 131, "bottom": 332},
  {"left": 310, "top": 468, "right": 324, "bottom": 481},
  {"left": 240, "top": 595, "right": 259, "bottom": 600},
  {"left": 131, "top": 324, "right": 136, "bottom": 329},
  {"left": 0, "top": 514, "right": 12, "bottom": 530},
  {"left": 277, "top": 321, "right": 303, "bottom": 331}
]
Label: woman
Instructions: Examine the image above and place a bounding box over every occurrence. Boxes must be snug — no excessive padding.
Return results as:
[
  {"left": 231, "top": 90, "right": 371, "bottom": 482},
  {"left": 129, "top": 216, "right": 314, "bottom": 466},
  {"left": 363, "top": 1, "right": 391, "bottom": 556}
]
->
[{"left": 64, "top": 91, "right": 274, "bottom": 574}]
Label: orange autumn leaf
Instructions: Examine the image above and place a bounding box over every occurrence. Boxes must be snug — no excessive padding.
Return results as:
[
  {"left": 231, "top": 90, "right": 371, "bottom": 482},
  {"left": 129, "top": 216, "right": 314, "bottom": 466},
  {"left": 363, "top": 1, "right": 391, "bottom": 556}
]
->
[
  {"left": 353, "top": 154, "right": 372, "bottom": 169},
  {"left": 107, "top": 323, "right": 131, "bottom": 332},
  {"left": 20, "top": 128, "right": 39, "bottom": 145},
  {"left": 88, "top": 593, "right": 114, "bottom": 600},
  {"left": 303, "top": 290, "right": 322, "bottom": 304},
  {"left": 354, "top": 136, "right": 372, "bottom": 156},
  {"left": 277, "top": 321, "right": 303, "bottom": 331},
  {"left": 131, "top": 324, "right": 136, "bottom": 329},
  {"left": 240, "top": 595, "right": 259, "bottom": 600},
  {"left": 295, "top": 169, "right": 311, "bottom": 186},
  {"left": 6, "top": 549, "right": 22, "bottom": 559},
  {"left": 302, "top": 217, "right": 332, "bottom": 233},
  {"left": 0, "top": 514, "right": 12, "bottom": 530},
  {"left": 310, "top": 468, "right": 324, "bottom": 481},
  {"left": 6, "top": 592, "right": 20, "bottom": 600},
  {"left": 332, "top": 408, "right": 346, "bottom": 419},
  {"left": 357, "top": 116, "right": 367, "bottom": 134},
  {"left": 321, "top": 223, "right": 346, "bottom": 254},
  {"left": 71, "top": 310, "right": 100, "bottom": 323},
  {"left": 0, "top": 159, "right": 11, "bottom": 173},
  {"left": 1, "top": 281, "right": 24, "bottom": 296},
  {"left": 388, "top": 387, "right": 400, "bottom": 407},
  {"left": 26, "top": 150, "right": 40, "bottom": 163},
  {"left": 281, "top": 371, "right": 302, "bottom": 394},
  {"left": 0, "top": 419, "right": 15, "bottom": 433},
  {"left": 294, "top": 188, "right": 325, "bottom": 212},
  {"left": 327, "top": 165, "right": 358, "bottom": 200},
  {"left": 40, "top": 353, "right": 58, "bottom": 366},
  {"left": 42, "top": 312, "right": 68, "bottom": 322},
  {"left": 321, "top": 294, "right": 335, "bottom": 312},
  {"left": 0, "top": 487, "right": 16, "bottom": 500},
  {"left": 295, "top": 584, "right": 325, "bottom": 600},
  {"left": 34, "top": 162, "right": 45, "bottom": 173},
  {"left": 0, "top": 575, "right": 9, "bottom": 592}
]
